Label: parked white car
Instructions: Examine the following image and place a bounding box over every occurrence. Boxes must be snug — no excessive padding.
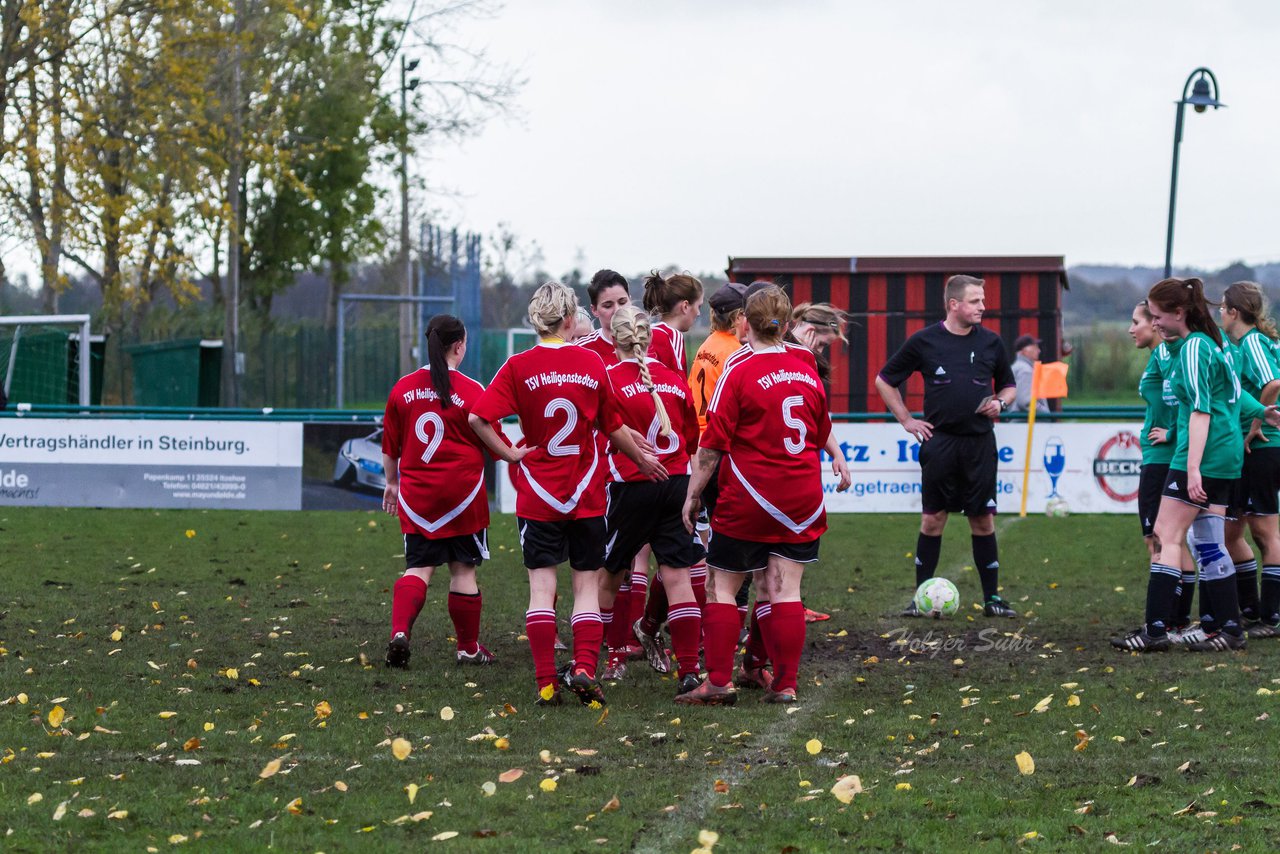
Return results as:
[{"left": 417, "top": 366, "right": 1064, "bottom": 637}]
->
[{"left": 333, "top": 429, "right": 386, "bottom": 491}]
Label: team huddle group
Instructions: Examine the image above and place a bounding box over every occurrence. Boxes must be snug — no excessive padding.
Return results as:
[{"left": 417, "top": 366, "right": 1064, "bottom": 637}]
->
[
  {"left": 378, "top": 268, "right": 859, "bottom": 707},
  {"left": 1115, "top": 277, "right": 1280, "bottom": 652}
]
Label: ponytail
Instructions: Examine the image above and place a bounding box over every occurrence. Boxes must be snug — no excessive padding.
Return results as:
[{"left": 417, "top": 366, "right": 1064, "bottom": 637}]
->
[
  {"left": 642, "top": 270, "right": 703, "bottom": 317},
  {"left": 610, "top": 305, "right": 671, "bottom": 437},
  {"left": 1223, "top": 281, "right": 1279, "bottom": 341},
  {"left": 425, "top": 314, "right": 466, "bottom": 407},
  {"left": 1147, "top": 277, "right": 1222, "bottom": 347}
]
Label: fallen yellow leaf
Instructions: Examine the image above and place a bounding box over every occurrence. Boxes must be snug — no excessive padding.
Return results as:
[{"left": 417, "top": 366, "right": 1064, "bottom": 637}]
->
[
  {"left": 431, "top": 832, "right": 459, "bottom": 841},
  {"left": 259, "top": 757, "right": 284, "bottom": 779},
  {"left": 540, "top": 778, "right": 557, "bottom": 792},
  {"left": 286, "top": 797, "right": 303, "bottom": 815},
  {"left": 499, "top": 769, "right": 524, "bottom": 783},
  {"left": 1031, "top": 695, "right": 1054, "bottom": 714},
  {"left": 481, "top": 781, "right": 496, "bottom": 797},
  {"left": 440, "top": 706, "right": 455, "bottom": 721},
  {"left": 27, "top": 792, "right": 43, "bottom": 805},
  {"left": 225, "top": 668, "right": 239, "bottom": 680},
  {"left": 185, "top": 530, "right": 196, "bottom": 538},
  {"left": 203, "top": 722, "right": 215, "bottom": 732},
  {"left": 168, "top": 833, "right": 188, "bottom": 844},
  {"left": 391, "top": 738, "right": 412, "bottom": 760},
  {"left": 182, "top": 737, "right": 201, "bottom": 752},
  {"left": 805, "top": 738, "right": 822, "bottom": 755},
  {"left": 494, "top": 737, "right": 510, "bottom": 750},
  {"left": 314, "top": 701, "right": 332, "bottom": 719},
  {"left": 698, "top": 829, "right": 720, "bottom": 847},
  {"left": 407, "top": 783, "right": 419, "bottom": 804},
  {"left": 47, "top": 705, "right": 65, "bottom": 728},
  {"left": 1015, "top": 751, "right": 1035, "bottom": 775},
  {"left": 110, "top": 629, "right": 123, "bottom": 642},
  {"left": 896, "top": 782, "right": 912, "bottom": 791},
  {"left": 334, "top": 781, "right": 348, "bottom": 792},
  {"left": 831, "top": 774, "right": 863, "bottom": 804},
  {"left": 108, "top": 810, "right": 128, "bottom": 820},
  {"left": 601, "top": 795, "right": 621, "bottom": 812},
  {"left": 158, "top": 711, "right": 177, "bottom": 720},
  {"left": 539, "top": 684, "right": 556, "bottom": 701},
  {"left": 17, "top": 692, "right": 28, "bottom": 704},
  {"left": 1067, "top": 695, "right": 1081, "bottom": 707}
]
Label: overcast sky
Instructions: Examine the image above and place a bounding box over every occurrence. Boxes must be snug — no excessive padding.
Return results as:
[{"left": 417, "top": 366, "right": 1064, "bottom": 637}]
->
[{"left": 425, "top": 0, "right": 1280, "bottom": 279}]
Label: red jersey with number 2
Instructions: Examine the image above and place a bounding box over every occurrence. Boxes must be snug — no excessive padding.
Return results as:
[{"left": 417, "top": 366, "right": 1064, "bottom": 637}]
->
[
  {"left": 701, "top": 346, "right": 831, "bottom": 543},
  {"left": 605, "top": 358, "right": 699, "bottom": 481},
  {"left": 472, "top": 343, "right": 622, "bottom": 521},
  {"left": 382, "top": 369, "right": 495, "bottom": 539}
]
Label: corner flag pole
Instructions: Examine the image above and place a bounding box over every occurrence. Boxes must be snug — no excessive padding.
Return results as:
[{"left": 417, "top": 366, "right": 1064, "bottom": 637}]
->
[{"left": 1019, "top": 362, "right": 1042, "bottom": 518}]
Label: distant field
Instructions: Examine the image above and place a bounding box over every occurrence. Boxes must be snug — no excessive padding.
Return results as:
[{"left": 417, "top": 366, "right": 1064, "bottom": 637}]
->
[{"left": 2, "top": 508, "right": 1278, "bottom": 851}]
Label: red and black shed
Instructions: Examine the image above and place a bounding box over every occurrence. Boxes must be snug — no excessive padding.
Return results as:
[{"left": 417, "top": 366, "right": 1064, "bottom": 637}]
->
[{"left": 726, "top": 255, "right": 1069, "bottom": 414}]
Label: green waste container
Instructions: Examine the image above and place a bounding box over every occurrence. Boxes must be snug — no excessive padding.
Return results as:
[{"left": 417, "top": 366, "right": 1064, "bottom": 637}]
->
[{"left": 125, "top": 338, "right": 223, "bottom": 407}]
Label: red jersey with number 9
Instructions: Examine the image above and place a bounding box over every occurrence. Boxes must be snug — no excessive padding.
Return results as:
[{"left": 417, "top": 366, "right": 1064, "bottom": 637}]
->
[
  {"left": 701, "top": 346, "right": 831, "bottom": 543},
  {"left": 472, "top": 343, "right": 622, "bottom": 521},
  {"left": 382, "top": 369, "right": 494, "bottom": 539},
  {"left": 605, "top": 358, "right": 700, "bottom": 481}
]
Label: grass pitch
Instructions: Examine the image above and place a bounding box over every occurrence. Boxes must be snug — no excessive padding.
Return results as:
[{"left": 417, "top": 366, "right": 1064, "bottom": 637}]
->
[{"left": 2, "top": 508, "right": 1279, "bottom": 851}]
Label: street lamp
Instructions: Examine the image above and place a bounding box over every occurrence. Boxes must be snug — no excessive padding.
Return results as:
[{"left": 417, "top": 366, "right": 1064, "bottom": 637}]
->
[
  {"left": 1164, "top": 67, "right": 1224, "bottom": 279},
  {"left": 399, "top": 56, "right": 420, "bottom": 375}
]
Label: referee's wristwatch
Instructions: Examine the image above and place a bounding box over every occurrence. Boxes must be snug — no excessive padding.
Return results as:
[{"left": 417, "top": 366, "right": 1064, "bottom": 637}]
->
[{"left": 997, "top": 398, "right": 1009, "bottom": 412}]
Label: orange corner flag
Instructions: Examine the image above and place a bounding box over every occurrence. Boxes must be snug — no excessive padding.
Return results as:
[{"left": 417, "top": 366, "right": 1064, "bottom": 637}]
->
[{"left": 1032, "top": 361, "right": 1069, "bottom": 399}]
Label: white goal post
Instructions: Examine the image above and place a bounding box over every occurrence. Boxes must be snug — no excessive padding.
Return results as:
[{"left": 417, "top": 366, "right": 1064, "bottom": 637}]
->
[{"left": 0, "top": 314, "right": 93, "bottom": 407}]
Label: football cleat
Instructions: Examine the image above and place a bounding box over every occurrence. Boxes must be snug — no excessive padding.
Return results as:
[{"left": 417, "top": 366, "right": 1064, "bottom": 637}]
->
[
  {"left": 600, "top": 654, "right": 627, "bottom": 681},
  {"left": 623, "top": 643, "right": 647, "bottom": 662},
  {"left": 675, "top": 672, "right": 703, "bottom": 696},
  {"left": 534, "top": 686, "right": 564, "bottom": 707},
  {"left": 983, "top": 596, "right": 1019, "bottom": 618},
  {"left": 632, "top": 619, "right": 672, "bottom": 674},
  {"left": 456, "top": 643, "right": 495, "bottom": 665},
  {"left": 1170, "top": 624, "right": 1207, "bottom": 646},
  {"left": 1186, "top": 630, "right": 1247, "bottom": 652},
  {"left": 553, "top": 633, "right": 569, "bottom": 652},
  {"left": 803, "top": 607, "right": 831, "bottom": 623},
  {"left": 761, "top": 687, "right": 798, "bottom": 704},
  {"left": 567, "top": 670, "right": 607, "bottom": 706},
  {"left": 385, "top": 632, "right": 411, "bottom": 669},
  {"left": 1247, "top": 621, "right": 1280, "bottom": 639},
  {"left": 674, "top": 679, "right": 737, "bottom": 706},
  {"left": 733, "top": 665, "right": 774, "bottom": 690},
  {"left": 1109, "top": 627, "right": 1171, "bottom": 652},
  {"left": 901, "top": 599, "right": 923, "bottom": 618}
]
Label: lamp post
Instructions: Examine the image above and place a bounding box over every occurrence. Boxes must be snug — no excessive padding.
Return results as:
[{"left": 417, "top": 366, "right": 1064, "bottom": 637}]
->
[
  {"left": 1164, "top": 67, "right": 1224, "bottom": 279},
  {"left": 399, "top": 55, "right": 420, "bottom": 375}
]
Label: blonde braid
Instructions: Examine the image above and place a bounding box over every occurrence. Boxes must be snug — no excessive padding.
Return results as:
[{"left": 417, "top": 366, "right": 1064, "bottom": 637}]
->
[{"left": 611, "top": 305, "right": 672, "bottom": 437}]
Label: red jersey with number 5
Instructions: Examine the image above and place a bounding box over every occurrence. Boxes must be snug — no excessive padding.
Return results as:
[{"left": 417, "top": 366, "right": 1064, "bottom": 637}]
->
[
  {"left": 472, "top": 343, "right": 622, "bottom": 521},
  {"left": 605, "top": 359, "right": 700, "bottom": 481},
  {"left": 649, "top": 321, "right": 686, "bottom": 374},
  {"left": 382, "top": 369, "right": 496, "bottom": 539},
  {"left": 701, "top": 347, "right": 831, "bottom": 543}
]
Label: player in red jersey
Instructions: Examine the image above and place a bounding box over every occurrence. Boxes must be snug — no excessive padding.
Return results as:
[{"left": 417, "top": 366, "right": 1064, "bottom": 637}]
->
[
  {"left": 678, "top": 285, "right": 846, "bottom": 705},
  {"left": 470, "top": 282, "right": 666, "bottom": 707},
  {"left": 633, "top": 270, "right": 704, "bottom": 654},
  {"left": 597, "top": 305, "right": 707, "bottom": 694},
  {"left": 382, "top": 315, "right": 503, "bottom": 669},
  {"left": 576, "top": 269, "right": 632, "bottom": 367},
  {"left": 644, "top": 270, "right": 703, "bottom": 375}
]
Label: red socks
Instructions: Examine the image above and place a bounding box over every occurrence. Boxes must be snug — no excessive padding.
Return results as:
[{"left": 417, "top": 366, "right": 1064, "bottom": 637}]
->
[
  {"left": 606, "top": 576, "right": 633, "bottom": 651},
  {"left": 689, "top": 562, "right": 708, "bottom": 609},
  {"left": 703, "top": 602, "right": 740, "bottom": 687},
  {"left": 571, "top": 611, "right": 604, "bottom": 677},
  {"left": 640, "top": 571, "right": 668, "bottom": 636},
  {"left": 769, "top": 601, "right": 805, "bottom": 693},
  {"left": 746, "top": 601, "right": 771, "bottom": 669},
  {"left": 447, "top": 591, "right": 482, "bottom": 654},
  {"left": 630, "top": 571, "right": 652, "bottom": 640},
  {"left": 525, "top": 609, "right": 558, "bottom": 689},
  {"left": 667, "top": 601, "right": 702, "bottom": 678},
  {"left": 391, "top": 575, "right": 427, "bottom": 638}
]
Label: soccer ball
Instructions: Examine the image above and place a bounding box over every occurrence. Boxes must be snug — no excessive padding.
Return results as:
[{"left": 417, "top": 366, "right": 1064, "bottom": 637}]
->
[
  {"left": 914, "top": 577, "right": 960, "bottom": 618},
  {"left": 1045, "top": 498, "right": 1071, "bottom": 518}
]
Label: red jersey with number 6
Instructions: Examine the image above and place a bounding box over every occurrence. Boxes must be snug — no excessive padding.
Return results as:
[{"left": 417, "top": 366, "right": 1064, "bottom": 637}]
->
[
  {"left": 382, "top": 369, "right": 496, "bottom": 539},
  {"left": 472, "top": 343, "right": 623, "bottom": 521},
  {"left": 701, "top": 346, "right": 831, "bottom": 543},
  {"left": 605, "top": 358, "right": 700, "bottom": 481}
]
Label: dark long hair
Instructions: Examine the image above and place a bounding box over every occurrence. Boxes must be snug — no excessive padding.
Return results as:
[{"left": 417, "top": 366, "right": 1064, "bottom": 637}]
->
[
  {"left": 426, "top": 314, "right": 466, "bottom": 407},
  {"left": 1147, "top": 277, "right": 1222, "bottom": 347}
]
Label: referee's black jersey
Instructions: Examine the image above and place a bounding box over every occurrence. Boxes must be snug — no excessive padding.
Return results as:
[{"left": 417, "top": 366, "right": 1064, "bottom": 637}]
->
[{"left": 878, "top": 322, "right": 1016, "bottom": 436}]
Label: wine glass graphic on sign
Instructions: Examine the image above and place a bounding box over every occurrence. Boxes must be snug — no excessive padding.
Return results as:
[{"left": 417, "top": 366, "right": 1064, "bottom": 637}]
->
[{"left": 1043, "top": 437, "right": 1066, "bottom": 499}]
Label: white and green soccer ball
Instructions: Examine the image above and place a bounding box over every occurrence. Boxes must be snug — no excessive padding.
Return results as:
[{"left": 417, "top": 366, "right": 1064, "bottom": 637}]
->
[
  {"left": 914, "top": 577, "right": 960, "bottom": 618},
  {"left": 1045, "top": 498, "right": 1071, "bottom": 518}
]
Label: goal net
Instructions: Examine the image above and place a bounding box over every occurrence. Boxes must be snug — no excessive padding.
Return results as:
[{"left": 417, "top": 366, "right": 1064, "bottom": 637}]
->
[{"left": 0, "top": 315, "right": 94, "bottom": 407}]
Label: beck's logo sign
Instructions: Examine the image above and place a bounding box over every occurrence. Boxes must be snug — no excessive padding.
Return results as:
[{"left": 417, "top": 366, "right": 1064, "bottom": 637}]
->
[{"left": 1092, "top": 431, "right": 1142, "bottom": 502}]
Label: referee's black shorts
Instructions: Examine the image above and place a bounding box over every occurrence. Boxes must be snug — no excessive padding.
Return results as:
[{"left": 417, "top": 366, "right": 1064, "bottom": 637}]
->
[{"left": 919, "top": 431, "right": 998, "bottom": 517}]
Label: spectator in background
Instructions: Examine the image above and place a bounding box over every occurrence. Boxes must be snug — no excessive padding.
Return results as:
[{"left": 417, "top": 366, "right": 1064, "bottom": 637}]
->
[{"left": 1010, "top": 334, "right": 1048, "bottom": 414}]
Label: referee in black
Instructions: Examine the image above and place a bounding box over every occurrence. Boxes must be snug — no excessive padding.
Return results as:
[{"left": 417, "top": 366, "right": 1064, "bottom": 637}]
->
[{"left": 875, "top": 275, "right": 1019, "bottom": 618}]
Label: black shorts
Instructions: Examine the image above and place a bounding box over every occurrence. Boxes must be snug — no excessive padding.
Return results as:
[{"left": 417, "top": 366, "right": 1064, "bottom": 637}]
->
[
  {"left": 1138, "top": 463, "right": 1169, "bottom": 538},
  {"left": 706, "top": 530, "right": 820, "bottom": 574},
  {"left": 517, "top": 516, "right": 606, "bottom": 571},
  {"left": 919, "top": 431, "right": 998, "bottom": 516},
  {"left": 604, "top": 477, "right": 705, "bottom": 574},
  {"left": 1237, "top": 447, "right": 1280, "bottom": 516},
  {"left": 1162, "top": 468, "right": 1235, "bottom": 510},
  {"left": 404, "top": 531, "right": 489, "bottom": 569}
]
